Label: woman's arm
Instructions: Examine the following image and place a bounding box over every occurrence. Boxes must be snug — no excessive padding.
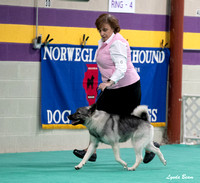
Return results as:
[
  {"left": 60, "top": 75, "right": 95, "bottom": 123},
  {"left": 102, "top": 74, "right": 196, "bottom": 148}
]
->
[
  {"left": 109, "top": 40, "right": 127, "bottom": 83},
  {"left": 98, "top": 40, "right": 128, "bottom": 91}
]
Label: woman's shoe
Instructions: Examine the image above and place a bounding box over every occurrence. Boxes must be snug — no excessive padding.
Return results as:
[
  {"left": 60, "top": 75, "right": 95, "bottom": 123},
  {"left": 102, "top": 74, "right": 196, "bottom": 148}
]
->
[
  {"left": 143, "top": 142, "right": 160, "bottom": 164},
  {"left": 73, "top": 149, "right": 97, "bottom": 162}
]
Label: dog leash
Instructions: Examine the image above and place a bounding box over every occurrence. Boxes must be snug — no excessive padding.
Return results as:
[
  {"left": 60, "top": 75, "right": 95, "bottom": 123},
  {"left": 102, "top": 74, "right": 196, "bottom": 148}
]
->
[{"left": 95, "top": 87, "right": 106, "bottom": 103}]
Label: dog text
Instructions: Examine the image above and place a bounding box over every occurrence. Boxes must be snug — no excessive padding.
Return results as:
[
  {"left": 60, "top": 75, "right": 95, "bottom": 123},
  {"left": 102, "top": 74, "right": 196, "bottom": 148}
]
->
[{"left": 47, "top": 110, "right": 71, "bottom": 124}]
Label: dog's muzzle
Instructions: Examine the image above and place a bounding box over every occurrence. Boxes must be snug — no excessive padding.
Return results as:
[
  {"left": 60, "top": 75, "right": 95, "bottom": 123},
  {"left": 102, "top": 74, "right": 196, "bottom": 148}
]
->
[{"left": 68, "top": 115, "right": 82, "bottom": 126}]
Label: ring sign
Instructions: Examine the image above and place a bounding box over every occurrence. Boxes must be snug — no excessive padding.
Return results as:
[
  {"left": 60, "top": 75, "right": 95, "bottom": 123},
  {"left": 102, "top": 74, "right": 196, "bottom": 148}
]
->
[{"left": 109, "top": 0, "right": 135, "bottom": 13}]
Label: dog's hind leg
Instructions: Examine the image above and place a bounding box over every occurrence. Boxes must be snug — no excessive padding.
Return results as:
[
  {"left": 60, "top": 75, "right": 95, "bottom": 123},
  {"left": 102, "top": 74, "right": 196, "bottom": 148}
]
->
[
  {"left": 75, "top": 141, "right": 98, "bottom": 170},
  {"left": 112, "top": 143, "right": 128, "bottom": 169},
  {"left": 145, "top": 142, "right": 167, "bottom": 166}
]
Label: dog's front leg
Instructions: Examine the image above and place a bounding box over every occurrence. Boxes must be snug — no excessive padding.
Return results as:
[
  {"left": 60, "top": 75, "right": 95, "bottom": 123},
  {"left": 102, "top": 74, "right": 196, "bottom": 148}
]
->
[
  {"left": 112, "top": 143, "right": 128, "bottom": 169},
  {"left": 75, "top": 142, "right": 97, "bottom": 170}
]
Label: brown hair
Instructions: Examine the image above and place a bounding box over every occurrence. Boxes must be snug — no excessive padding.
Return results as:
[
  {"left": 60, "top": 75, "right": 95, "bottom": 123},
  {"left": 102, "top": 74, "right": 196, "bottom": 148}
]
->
[{"left": 95, "top": 13, "right": 120, "bottom": 33}]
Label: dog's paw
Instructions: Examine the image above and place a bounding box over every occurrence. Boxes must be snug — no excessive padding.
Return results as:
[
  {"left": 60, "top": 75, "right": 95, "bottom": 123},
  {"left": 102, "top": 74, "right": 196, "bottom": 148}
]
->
[
  {"left": 123, "top": 164, "right": 128, "bottom": 170},
  {"left": 128, "top": 167, "right": 136, "bottom": 171},
  {"left": 74, "top": 165, "right": 82, "bottom": 170},
  {"left": 74, "top": 162, "right": 85, "bottom": 170},
  {"left": 163, "top": 160, "right": 167, "bottom": 166}
]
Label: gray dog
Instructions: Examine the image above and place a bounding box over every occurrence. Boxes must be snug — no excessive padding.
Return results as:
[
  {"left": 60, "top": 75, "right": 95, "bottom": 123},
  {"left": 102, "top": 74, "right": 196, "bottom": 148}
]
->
[{"left": 68, "top": 104, "right": 166, "bottom": 171}]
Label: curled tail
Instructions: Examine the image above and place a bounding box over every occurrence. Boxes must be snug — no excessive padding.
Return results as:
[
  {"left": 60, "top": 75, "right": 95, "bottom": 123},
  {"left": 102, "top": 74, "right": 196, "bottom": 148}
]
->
[{"left": 131, "top": 105, "right": 150, "bottom": 122}]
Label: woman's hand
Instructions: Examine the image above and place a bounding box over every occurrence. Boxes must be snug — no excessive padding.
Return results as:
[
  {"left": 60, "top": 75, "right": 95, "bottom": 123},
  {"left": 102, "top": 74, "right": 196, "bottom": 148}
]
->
[{"left": 98, "top": 80, "right": 115, "bottom": 91}]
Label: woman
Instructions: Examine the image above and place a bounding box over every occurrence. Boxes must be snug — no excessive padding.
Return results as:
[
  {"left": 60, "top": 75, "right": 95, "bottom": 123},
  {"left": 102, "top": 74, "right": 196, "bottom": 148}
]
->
[
  {"left": 95, "top": 13, "right": 141, "bottom": 115},
  {"left": 73, "top": 13, "right": 159, "bottom": 163}
]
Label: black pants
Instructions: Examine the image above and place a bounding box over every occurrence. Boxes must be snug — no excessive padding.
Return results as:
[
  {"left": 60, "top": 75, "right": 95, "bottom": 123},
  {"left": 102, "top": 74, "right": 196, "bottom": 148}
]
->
[{"left": 96, "top": 80, "right": 141, "bottom": 115}]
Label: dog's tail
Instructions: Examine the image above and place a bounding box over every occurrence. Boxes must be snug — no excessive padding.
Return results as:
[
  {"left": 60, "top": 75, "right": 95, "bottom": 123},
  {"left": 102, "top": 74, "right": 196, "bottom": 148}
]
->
[{"left": 131, "top": 105, "right": 150, "bottom": 122}]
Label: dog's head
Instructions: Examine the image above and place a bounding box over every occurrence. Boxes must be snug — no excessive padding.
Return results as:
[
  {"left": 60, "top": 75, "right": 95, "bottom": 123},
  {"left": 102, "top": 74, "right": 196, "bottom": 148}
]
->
[{"left": 68, "top": 104, "right": 96, "bottom": 126}]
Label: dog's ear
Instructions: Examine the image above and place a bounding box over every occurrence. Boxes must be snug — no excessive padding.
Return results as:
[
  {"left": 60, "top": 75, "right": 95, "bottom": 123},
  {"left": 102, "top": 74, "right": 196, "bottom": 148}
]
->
[{"left": 89, "top": 104, "right": 97, "bottom": 115}]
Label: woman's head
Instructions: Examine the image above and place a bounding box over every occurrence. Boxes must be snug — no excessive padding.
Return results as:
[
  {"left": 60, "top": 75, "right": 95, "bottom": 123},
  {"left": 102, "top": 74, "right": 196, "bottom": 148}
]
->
[{"left": 95, "top": 13, "right": 120, "bottom": 34}]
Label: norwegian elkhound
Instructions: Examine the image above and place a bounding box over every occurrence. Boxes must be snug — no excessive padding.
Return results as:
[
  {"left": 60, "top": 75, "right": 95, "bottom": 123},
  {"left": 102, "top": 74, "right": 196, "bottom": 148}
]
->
[{"left": 68, "top": 104, "right": 166, "bottom": 171}]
